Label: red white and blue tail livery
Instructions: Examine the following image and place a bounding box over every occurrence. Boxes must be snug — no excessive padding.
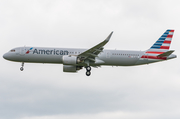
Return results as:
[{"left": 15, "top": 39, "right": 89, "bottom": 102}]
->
[
  {"left": 150, "top": 29, "right": 174, "bottom": 50},
  {"left": 3, "top": 30, "right": 177, "bottom": 76},
  {"left": 141, "top": 30, "right": 175, "bottom": 61}
]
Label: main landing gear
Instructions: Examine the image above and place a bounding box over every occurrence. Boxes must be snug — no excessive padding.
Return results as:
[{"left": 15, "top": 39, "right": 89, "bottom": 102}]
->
[
  {"left": 20, "top": 62, "right": 24, "bottom": 71},
  {"left": 85, "top": 66, "right": 91, "bottom": 76}
]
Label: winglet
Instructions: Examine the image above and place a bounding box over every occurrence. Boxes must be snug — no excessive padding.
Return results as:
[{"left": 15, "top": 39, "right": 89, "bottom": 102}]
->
[
  {"left": 105, "top": 31, "right": 113, "bottom": 42},
  {"left": 78, "top": 31, "right": 114, "bottom": 59},
  {"left": 157, "top": 50, "right": 175, "bottom": 57}
]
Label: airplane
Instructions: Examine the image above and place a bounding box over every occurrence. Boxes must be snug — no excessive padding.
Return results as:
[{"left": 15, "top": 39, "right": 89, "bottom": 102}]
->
[{"left": 3, "top": 29, "right": 177, "bottom": 76}]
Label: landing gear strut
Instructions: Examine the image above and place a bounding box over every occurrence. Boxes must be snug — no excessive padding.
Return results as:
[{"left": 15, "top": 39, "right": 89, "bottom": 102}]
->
[
  {"left": 85, "top": 66, "right": 91, "bottom": 76},
  {"left": 20, "top": 62, "right": 24, "bottom": 71}
]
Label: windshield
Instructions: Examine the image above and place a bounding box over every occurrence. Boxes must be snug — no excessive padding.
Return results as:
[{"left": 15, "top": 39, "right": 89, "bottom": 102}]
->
[{"left": 10, "top": 49, "right": 15, "bottom": 52}]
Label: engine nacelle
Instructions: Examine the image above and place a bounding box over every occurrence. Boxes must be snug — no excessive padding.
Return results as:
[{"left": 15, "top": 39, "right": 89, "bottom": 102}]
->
[
  {"left": 63, "top": 65, "right": 77, "bottom": 72},
  {"left": 63, "top": 55, "right": 77, "bottom": 65},
  {"left": 63, "top": 65, "right": 82, "bottom": 72}
]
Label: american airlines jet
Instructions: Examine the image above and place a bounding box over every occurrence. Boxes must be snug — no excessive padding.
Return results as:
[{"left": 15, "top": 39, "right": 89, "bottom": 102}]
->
[{"left": 3, "top": 30, "right": 177, "bottom": 76}]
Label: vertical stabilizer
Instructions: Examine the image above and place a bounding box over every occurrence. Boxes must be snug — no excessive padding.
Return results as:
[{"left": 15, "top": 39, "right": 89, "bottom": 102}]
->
[
  {"left": 141, "top": 30, "right": 175, "bottom": 60},
  {"left": 148, "top": 29, "right": 174, "bottom": 52}
]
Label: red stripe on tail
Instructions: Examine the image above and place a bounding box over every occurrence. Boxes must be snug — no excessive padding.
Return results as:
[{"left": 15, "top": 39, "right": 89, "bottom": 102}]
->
[
  {"left": 163, "top": 41, "right": 171, "bottom": 44},
  {"left": 146, "top": 51, "right": 165, "bottom": 54},
  {"left": 167, "top": 35, "right": 173, "bottom": 38},
  {"left": 160, "top": 46, "right": 169, "bottom": 49}
]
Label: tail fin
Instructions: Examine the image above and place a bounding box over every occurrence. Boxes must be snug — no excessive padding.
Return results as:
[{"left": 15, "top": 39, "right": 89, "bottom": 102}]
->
[
  {"left": 142, "top": 30, "right": 175, "bottom": 60},
  {"left": 149, "top": 29, "right": 174, "bottom": 51}
]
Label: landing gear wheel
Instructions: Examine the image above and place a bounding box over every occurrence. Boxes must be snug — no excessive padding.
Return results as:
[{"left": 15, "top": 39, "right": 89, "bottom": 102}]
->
[
  {"left": 20, "top": 62, "right": 24, "bottom": 71},
  {"left": 86, "top": 71, "right": 91, "bottom": 76},
  {"left": 20, "top": 67, "right": 24, "bottom": 71},
  {"left": 85, "top": 66, "right": 91, "bottom": 76},
  {"left": 86, "top": 66, "right": 91, "bottom": 71}
]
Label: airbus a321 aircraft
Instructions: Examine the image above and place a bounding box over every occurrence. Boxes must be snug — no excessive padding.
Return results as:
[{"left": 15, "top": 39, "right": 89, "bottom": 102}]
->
[{"left": 3, "top": 30, "right": 177, "bottom": 76}]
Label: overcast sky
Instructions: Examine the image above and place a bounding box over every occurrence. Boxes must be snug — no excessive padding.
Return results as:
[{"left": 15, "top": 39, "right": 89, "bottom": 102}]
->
[{"left": 1, "top": 0, "right": 180, "bottom": 119}]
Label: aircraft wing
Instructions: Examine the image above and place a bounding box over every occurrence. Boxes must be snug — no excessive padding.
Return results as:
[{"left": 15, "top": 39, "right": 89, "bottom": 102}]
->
[{"left": 78, "top": 32, "right": 113, "bottom": 62}]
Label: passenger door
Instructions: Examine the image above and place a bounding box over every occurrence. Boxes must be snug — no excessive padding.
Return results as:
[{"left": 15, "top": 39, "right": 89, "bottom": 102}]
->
[
  {"left": 106, "top": 51, "right": 111, "bottom": 58},
  {"left": 20, "top": 47, "right": 26, "bottom": 56}
]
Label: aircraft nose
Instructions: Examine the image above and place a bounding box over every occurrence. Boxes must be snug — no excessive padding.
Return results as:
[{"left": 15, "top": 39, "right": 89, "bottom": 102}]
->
[{"left": 3, "top": 53, "right": 9, "bottom": 60}]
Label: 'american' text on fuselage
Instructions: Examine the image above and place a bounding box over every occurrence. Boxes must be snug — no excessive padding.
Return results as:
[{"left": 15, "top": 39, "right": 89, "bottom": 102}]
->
[{"left": 33, "top": 49, "right": 68, "bottom": 55}]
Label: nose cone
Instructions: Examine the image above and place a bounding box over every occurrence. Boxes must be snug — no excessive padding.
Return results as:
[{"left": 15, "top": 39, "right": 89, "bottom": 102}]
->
[
  {"left": 3, "top": 53, "right": 13, "bottom": 61},
  {"left": 3, "top": 53, "right": 8, "bottom": 60}
]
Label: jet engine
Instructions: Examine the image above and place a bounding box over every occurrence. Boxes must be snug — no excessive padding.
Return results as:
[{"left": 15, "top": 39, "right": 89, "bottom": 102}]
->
[
  {"left": 62, "top": 55, "right": 83, "bottom": 65},
  {"left": 63, "top": 65, "right": 82, "bottom": 72}
]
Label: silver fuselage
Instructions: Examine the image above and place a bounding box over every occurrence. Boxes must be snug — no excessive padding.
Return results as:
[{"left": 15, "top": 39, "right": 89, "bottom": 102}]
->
[{"left": 3, "top": 47, "right": 176, "bottom": 66}]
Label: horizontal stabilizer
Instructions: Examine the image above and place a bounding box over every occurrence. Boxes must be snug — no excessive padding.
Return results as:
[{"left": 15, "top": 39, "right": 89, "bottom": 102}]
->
[{"left": 157, "top": 50, "right": 174, "bottom": 57}]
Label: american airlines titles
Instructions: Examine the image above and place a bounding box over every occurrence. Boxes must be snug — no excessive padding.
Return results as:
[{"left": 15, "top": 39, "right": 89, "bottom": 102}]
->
[{"left": 33, "top": 49, "right": 68, "bottom": 55}]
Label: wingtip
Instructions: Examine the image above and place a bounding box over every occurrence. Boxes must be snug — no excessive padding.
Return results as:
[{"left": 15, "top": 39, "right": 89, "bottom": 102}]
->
[
  {"left": 105, "top": 31, "right": 113, "bottom": 42},
  {"left": 109, "top": 31, "right": 113, "bottom": 36}
]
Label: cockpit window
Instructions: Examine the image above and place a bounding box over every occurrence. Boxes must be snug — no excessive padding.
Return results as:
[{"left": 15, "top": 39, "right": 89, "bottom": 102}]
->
[{"left": 10, "top": 49, "right": 15, "bottom": 52}]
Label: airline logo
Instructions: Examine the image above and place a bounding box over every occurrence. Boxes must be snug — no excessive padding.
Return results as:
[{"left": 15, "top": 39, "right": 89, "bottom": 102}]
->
[
  {"left": 141, "top": 29, "right": 174, "bottom": 60},
  {"left": 150, "top": 29, "right": 174, "bottom": 50},
  {"left": 26, "top": 47, "right": 33, "bottom": 54},
  {"left": 33, "top": 49, "right": 69, "bottom": 55},
  {"left": 25, "top": 47, "right": 69, "bottom": 55}
]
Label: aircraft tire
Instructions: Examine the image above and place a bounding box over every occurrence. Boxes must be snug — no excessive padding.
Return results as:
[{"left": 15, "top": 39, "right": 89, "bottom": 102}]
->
[
  {"left": 86, "top": 71, "right": 91, "bottom": 76},
  {"left": 20, "top": 67, "right": 24, "bottom": 71},
  {"left": 86, "top": 66, "right": 91, "bottom": 71}
]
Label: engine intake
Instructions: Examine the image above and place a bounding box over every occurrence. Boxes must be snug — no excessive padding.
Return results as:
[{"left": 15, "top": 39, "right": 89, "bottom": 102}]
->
[
  {"left": 62, "top": 55, "right": 83, "bottom": 65},
  {"left": 63, "top": 55, "right": 77, "bottom": 65}
]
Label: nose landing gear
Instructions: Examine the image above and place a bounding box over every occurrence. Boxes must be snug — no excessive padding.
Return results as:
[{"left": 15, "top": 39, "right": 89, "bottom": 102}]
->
[
  {"left": 85, "top": 66, "right": 91, "bottom": 76},
  {"left": 20, "top": 62, "right": 24, "bottom": 71}
]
